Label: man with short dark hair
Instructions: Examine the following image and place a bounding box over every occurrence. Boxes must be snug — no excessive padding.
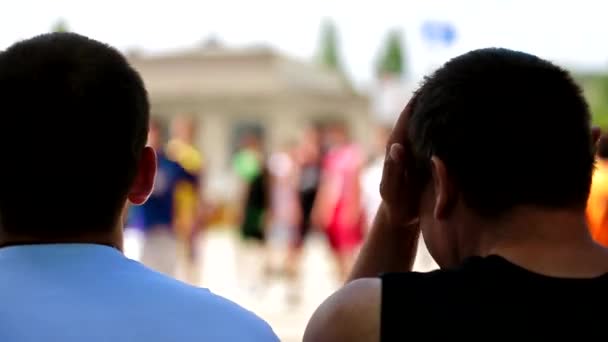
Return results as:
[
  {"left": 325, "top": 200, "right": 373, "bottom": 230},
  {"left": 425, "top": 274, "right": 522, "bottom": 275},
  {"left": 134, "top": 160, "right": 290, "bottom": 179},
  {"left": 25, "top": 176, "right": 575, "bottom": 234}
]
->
[
  {"left": 304, "top": 48, "right": 608, "bottom": 341},
  {"left": 0, "top": 33, "right": 277, "bottom": 342}
]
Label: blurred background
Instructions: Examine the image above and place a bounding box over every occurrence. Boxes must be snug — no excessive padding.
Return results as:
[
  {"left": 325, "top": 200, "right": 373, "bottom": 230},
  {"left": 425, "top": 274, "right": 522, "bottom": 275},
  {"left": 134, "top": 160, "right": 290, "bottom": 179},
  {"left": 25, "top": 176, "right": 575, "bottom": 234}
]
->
[{"left": 4, "top": 0, "right": 608, "bottom": 340}]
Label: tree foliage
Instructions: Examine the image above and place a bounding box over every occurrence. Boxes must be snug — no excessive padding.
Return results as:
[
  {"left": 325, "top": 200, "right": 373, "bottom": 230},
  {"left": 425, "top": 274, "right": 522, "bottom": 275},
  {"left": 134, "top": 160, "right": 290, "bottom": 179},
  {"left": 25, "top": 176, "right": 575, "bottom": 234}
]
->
[
  {"left": 376, "top": 30, "right": 406, "bottom": 78},
  {"left": 52, "top": 19, "right": 69, "bottom": 33},
  {"left": 577, "top": 74, "right": 608, "bottom": 129},
  {"left": 317, "top": 19, "right": 342, "bottom": 72}
]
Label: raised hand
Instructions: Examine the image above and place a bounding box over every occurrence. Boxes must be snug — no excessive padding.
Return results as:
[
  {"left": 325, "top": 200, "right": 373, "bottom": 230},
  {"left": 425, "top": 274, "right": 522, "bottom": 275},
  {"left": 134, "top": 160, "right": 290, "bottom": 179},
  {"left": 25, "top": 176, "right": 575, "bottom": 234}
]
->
[{"left": 378, "top": 94, "right": 424, "bottom": 228}]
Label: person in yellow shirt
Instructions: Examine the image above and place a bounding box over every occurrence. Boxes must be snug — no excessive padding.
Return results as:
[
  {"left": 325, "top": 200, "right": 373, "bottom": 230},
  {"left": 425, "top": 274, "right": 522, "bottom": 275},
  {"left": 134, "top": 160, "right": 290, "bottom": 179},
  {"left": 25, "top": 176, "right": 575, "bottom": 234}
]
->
[
  {"left": 166, "top": 116, "right": 205, "bottom": 284},
  {"left": 587, "top": 136, "right": 608, "bottom": 247}
]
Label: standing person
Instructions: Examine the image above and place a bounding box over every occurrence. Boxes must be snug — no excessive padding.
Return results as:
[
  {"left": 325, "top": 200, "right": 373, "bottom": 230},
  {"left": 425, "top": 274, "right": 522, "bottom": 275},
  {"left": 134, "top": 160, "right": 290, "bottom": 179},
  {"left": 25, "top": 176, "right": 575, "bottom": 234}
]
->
[
  {"left": 233, "top": 133, "right": 271, "bottom": 293},
  {"left": 284, "top": 126, "right": 323, "bottom": 299},
  {"left": 167, "top": 116, "right": 205, "bottom": 284},
  {"left": 0, "top": 32, "right": 278, "bottom": 341},
  {"left": 267, "top": 142, "right": 301, "bottom": 274},
  {"left": 314, "top": 122, "right": 365, "bottom": 282},
  {"left": 587, "top": 136, "right": 608, "bottom": 246},
  {"left": 360, "top": 124, "right": 391, "bottom": 232},
  {"left": 304, "top": 48, "right": 608, "bottom": 341},
  {"left": 137, "top": 118, "right": 197, "bottom": 277}
]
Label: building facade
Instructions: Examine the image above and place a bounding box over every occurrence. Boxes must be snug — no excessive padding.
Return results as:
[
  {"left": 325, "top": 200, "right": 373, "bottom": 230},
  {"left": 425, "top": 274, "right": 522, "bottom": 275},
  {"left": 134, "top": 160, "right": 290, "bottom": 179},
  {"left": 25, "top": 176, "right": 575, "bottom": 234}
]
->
[{"left": 129, "top": 44, "right": 371, "bottom": 202}]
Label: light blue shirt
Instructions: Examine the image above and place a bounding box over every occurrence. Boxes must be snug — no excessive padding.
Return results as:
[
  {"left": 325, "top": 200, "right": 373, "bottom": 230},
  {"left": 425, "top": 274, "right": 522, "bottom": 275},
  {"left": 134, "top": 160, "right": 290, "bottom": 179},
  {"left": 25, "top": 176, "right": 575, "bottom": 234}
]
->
[{"left": 0, "top": 244, "right": 278, "bottom": 341}]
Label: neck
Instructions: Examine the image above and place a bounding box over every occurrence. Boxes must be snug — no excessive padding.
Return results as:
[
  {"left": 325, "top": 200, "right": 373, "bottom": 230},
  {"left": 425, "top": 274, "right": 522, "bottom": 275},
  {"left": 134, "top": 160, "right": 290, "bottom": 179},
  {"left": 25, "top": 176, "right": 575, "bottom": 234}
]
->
[
  {"left": 0, "top": 225, "right": 123, "bottom": 251},
  {"left": 474, "top": 207, "right": 608, "bottom": 277}
]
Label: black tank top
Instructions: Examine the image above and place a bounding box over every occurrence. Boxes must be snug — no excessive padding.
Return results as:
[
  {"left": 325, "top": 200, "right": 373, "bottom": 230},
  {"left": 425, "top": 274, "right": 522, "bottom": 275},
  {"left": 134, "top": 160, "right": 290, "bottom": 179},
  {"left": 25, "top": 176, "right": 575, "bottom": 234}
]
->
[{"left": 381, "top": 255, "right": 608, "bottom": 341}]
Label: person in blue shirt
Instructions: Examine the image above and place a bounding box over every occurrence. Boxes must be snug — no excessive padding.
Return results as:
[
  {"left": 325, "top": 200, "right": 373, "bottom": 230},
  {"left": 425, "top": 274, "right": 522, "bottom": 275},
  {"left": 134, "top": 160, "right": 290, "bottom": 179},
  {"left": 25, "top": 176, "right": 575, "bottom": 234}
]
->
[{"left": 0, "top": 33, "right": 278, "bottom": 342}]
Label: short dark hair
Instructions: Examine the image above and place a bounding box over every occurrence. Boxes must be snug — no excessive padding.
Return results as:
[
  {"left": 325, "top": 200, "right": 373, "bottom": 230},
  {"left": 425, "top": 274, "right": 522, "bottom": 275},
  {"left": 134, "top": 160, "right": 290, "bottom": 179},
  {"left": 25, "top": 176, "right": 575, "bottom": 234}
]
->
[
  {"left": 0, "top": 33, "right": 149, "bottom": 237},
  {"left": 409, "top": 48, "right": 594, "bottom": 217}
]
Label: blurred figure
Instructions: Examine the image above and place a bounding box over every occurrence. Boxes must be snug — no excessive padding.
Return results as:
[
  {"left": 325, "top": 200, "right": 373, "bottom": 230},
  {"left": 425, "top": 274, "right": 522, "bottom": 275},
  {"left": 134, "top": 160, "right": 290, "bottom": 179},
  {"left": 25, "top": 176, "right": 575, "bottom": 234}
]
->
[
  {"left": 233, "top": 133, "right": 271, "bottom": 293},
  {"left": 0, "top": 33, "right": 277, "bottom": 342},
  {"left": 314, "top": 122, "right": 365, "bottom": 282},
  {"left": 136, "top": 118, "right": 197, "bottom": 277},
  {"left": 166, "top": 116, "right": 204, "bottom": 284},
  {"left": 284, "top": 126, "right": 323, "bottom": 302},
  {"left": 360, "top": 124, "right": 390, "bottom": 231},
  {"left": 268, "top": 141, "right": 300, "bottom": 244},
  {"left": 267, "top": 141, "right": 300, "bottom": 272},
  {"left": 587, "top": 135, "right": 608, "bottom": 246}
]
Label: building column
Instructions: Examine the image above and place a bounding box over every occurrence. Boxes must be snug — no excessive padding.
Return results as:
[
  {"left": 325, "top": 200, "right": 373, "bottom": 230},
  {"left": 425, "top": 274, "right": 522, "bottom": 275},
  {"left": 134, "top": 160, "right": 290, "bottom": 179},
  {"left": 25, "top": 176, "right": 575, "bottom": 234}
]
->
[{"left": 197, "top": 112, "right": 231, "bottom": 202}]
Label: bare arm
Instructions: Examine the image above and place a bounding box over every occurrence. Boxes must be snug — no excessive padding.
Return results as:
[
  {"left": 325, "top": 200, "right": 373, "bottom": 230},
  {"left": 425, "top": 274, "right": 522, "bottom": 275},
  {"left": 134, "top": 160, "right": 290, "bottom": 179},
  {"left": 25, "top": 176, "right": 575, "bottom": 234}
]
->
[
  {"left": 304, "top": 278, "right": 381, "bottom": 342},
  {"left": 349, "top": 204, "right": 420, "bottom": 281},
  {"left": 350, "top": 95, "right": 424, "bottom": 281}
]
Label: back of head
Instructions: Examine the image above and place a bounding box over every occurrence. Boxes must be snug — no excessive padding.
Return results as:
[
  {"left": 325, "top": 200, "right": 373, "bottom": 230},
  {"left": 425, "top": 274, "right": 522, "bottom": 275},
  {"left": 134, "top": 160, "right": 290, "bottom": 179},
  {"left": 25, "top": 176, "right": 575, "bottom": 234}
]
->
[
  {"left": 0, "top": 33, "right": 149, "bottom": 238},
  {"left": 410, "top": 48, "right": 593, "bottom": 217}
]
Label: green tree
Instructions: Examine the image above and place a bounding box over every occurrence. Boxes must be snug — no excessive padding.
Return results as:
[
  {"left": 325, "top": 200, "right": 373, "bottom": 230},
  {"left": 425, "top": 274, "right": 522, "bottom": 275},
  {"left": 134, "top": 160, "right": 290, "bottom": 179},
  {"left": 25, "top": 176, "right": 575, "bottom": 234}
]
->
[
  {"left": 52, "top": 19, "right": 69, "bottom": 33},
  {"left": 376, "top": 30, "right": 406, "bottom": 78},
  {"left": 317, "top": 19, "right": 342, "bottom": 72},
  {"left": 577, "top": 74, "right": 608, "bottom": 129}
]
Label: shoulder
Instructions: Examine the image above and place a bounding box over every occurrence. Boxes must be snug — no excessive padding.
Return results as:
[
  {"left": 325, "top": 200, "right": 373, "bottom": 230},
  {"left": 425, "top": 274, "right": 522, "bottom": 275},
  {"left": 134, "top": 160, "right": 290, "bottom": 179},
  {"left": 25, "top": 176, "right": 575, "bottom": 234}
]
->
[
  {"left": 198, "top": 290, "right": 278, "bottom": 340},
  {"left": 303, "top": 266, "right": 483, "bottom": 342},
  {"left": 304, "top": 278, "right": 381, "bottom": 342},
  {"left": 128, "top": 264, "right": 278, "bottom": 340},
  {"left": 180, "top": 285, "right": 276, "bottom": 338},
  {"left": 164, "top": 157, "right": 192, "bottom": 177}
]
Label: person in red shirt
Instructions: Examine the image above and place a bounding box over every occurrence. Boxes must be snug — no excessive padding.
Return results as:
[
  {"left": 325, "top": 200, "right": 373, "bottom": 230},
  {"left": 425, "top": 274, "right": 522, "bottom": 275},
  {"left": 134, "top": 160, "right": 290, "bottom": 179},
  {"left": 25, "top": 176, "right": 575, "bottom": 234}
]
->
[{"left": 314, "top": 122, "right": 365, "bottom": 282}]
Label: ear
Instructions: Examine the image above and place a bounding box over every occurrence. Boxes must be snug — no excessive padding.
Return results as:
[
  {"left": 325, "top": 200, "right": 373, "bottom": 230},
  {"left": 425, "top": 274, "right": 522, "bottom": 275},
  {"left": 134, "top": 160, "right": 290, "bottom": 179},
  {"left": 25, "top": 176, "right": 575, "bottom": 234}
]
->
[
  {"left": 127, "top": 146, "right": 156, "bottom": 205},
  {"left": 430, "top": 156, "right": 454, "bottom": 220}
]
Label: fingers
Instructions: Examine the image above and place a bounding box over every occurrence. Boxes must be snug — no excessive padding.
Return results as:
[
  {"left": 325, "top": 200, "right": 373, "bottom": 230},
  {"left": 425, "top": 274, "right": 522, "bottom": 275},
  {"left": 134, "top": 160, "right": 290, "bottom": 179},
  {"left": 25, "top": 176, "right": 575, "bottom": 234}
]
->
[
  {"left": 388, "top": 92, "right": 419, "bottom": 147},
  {"left": 389, "top": 143, "right": 405, "bottom": 164},
  {"left": 379, "top": 93, "right": 422, "bottom": 216},
  {"left": 380, "top": 143, "right": 406, "bottom": 201},
  {"left": 381, "top": 93, "right": 419, "bottom": 203},
  {"left": 388, "top": 104, "right": 411, "bottom": 146}
]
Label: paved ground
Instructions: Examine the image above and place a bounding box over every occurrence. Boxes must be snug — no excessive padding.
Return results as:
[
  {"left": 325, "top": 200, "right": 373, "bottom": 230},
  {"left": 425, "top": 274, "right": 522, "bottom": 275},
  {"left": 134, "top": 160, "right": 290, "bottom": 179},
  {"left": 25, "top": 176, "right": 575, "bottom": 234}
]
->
[{"left": 199, "top": 229, "right": 340, "bottom": 341}]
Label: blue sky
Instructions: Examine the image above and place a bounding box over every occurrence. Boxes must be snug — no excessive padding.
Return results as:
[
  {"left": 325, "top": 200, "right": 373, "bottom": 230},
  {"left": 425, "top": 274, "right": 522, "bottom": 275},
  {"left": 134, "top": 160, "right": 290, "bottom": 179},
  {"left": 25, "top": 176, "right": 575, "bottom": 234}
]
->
[{"left": 2, "top": 0, "right": 607, "bottom": 86}]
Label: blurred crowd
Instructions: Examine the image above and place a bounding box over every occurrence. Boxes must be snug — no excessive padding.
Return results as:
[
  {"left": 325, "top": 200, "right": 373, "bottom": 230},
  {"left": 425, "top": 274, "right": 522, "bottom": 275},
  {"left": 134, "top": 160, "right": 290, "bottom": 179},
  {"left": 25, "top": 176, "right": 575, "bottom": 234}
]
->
[
  {"left": 124, "top": 115, "right": 437, "bottom": 298},
  {"left": 124, "top": 111, "right": 608, "bottom": 298}
]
